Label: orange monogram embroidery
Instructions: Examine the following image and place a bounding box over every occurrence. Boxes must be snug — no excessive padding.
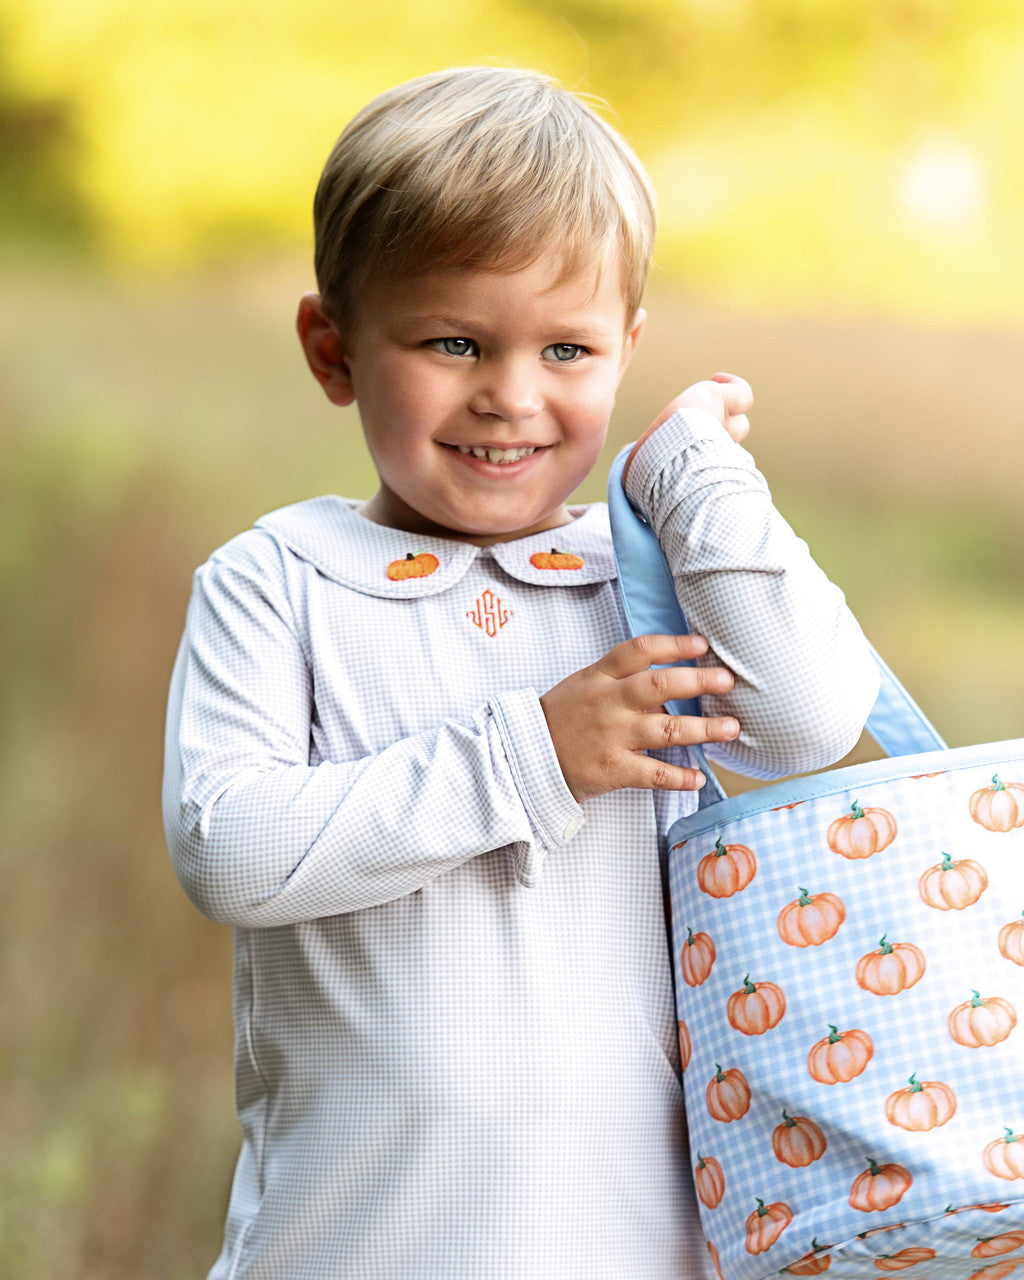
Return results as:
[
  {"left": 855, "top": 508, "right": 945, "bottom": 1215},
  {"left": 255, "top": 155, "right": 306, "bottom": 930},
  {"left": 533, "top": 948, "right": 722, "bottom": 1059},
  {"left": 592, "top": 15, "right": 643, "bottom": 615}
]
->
[{"left": 467, "top": 589, "right": 512, "bottom": 637}]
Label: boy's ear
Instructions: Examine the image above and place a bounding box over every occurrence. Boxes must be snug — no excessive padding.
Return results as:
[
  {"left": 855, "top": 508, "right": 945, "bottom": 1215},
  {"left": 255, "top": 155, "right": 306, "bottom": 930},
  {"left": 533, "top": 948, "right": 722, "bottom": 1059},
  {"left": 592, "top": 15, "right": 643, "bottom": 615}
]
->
[
  {"left": 296, "top": 293, "right": 356, "bottom": 406},
  {"left": 617, "top": 307, "right": 646, "bottom": 382}
]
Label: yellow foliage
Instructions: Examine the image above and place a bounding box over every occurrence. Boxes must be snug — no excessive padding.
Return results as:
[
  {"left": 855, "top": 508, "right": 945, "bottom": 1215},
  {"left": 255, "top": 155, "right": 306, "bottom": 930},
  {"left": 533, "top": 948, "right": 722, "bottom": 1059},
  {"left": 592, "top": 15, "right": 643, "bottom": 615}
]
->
[{"left": 2, "top": 0, "right": 1023, "bottom": 321}]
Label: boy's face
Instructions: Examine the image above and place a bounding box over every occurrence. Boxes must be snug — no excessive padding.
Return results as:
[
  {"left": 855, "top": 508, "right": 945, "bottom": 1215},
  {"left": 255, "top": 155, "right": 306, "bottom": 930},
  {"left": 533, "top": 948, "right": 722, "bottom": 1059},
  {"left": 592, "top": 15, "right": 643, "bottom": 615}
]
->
[{"left": 298, "top": 254, "right": 644, "bottom": 544}]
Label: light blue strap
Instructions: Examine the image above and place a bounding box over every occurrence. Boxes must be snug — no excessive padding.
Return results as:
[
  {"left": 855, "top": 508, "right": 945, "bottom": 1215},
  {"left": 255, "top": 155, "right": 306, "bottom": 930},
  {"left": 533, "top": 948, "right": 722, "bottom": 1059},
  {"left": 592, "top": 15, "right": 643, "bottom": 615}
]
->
[{"left": 607, "top": 444, "right": 948, "bottom": 762}]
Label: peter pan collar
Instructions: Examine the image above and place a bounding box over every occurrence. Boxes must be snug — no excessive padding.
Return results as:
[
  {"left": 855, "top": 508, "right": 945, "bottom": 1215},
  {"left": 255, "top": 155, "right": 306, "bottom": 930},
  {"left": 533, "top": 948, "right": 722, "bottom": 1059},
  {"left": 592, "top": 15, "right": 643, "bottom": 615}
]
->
[{"left": 254, "top": 496, "right": 617, "bottom": 598}]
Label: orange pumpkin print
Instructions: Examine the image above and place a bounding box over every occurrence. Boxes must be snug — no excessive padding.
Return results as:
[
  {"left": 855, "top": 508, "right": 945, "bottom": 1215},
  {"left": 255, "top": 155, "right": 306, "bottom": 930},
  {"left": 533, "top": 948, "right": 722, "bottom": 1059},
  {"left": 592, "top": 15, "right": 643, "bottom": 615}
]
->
[
  {"left": 784, "top": 1240, "right": 832, "bottom": 1274},
  {"left": 727, "top": 976, "right": 787, "bottom": 1036},
  {"left": 745, "top": 1198, "right": 794, "bottom": 1255},
  {"left": 874, "top": 1248, "right": 936, "bottom": 1271},
  {"left": 950, "top": 1205, "right": 1013, "bottom": 1215},
  {"left": 948, "top": 991, "right": 1017, "bottom": 1047},
  {"left": 681, "top": 927, "right": 716, "bottom": 987},
  {"left": 697, "top": 838, "right": 757, "bottom": 898},
  {"left": 772, "top": 1111, "right": 827, "bottom": 1167},
  {"left": 849, "top": 1159, "right": 912, "bottom": 1213},
  {"left": 858, "top": 1225, "right": 906, "bottom": 1241},
  {"left": 386, "top": 551, "right": 439, "bottom": 580},
  {"left": 777, "top": 888, "right": 846, "bottom": 948},
  {"left": 998, "top": 914, "right": 1024, "bottom": 967},
  {"left": 970, "top": 775, "right": 1024, "bottom": 832},
  {"left": 827, "top": 801, "right": 897, "bottom": 859},
  {"left": 706, "top": 1063, "right": 752, "bottom": 1122},
  {"left": 969, "top": 1263, "right": 1021, "bottom": 1280},
  {"left": 919, "top": 852, "right": 988, "bottom": 910},
  {"left": 973, "top": 1233, "right": 1024, "bottom": 1259},
  {"left": 984, "top": 1131, "right": 1024, "bottom": 1181},
  {"left": 885, "top": 1075, "right": 956, "bottom": 1131},
  {"left": 678, "top": 1019, "right": 692, "bottom": 1071},
  {"left": 808, "top": 1026, "right": 874, "bottom": 1084},
  {"left": 528, "top": 548, "right": 584, "bottom": 571},
  {"left": 695, "top": 1153, "right": 726, "bottom": 1208},
  {"left": 856, "top": 937, "right": 926, "bottom": 996},
  {"left": 708, "top": 1239, "right": 726, "bottom": 1280}
]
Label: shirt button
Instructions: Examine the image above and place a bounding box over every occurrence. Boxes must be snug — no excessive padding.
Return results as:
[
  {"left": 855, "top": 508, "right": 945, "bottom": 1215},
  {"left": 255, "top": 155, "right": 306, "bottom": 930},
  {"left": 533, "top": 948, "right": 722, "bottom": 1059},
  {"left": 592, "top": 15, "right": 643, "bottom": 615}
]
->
[{"left": 562, "top": 814, "right": 585, "bottom": 841}]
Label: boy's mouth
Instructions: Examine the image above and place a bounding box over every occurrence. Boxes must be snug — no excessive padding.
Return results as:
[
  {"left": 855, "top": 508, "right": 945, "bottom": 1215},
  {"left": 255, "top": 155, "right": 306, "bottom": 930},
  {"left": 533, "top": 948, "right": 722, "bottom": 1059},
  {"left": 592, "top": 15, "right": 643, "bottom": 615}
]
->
[{"left": 454, "top": 445, "right": 538, "bottom": 465}]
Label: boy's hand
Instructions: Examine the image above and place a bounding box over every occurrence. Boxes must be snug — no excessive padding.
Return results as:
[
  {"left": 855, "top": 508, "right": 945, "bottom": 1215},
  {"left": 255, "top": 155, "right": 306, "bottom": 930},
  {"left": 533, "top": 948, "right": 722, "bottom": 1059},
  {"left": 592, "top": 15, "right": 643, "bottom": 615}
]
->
[
  {"left": 540, "top": 634, "right": 739, "bottom": 802},
  {"left": 623, "top": 371, "right": 753, "bottom": 486}
]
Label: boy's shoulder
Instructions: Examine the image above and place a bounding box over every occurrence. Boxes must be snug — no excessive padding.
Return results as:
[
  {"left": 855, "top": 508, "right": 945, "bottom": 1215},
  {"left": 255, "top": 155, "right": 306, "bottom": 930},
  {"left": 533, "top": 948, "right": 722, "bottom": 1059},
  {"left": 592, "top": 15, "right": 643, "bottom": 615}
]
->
[{"left": 205, "top": 496, "right": 618, "bottom": 600}]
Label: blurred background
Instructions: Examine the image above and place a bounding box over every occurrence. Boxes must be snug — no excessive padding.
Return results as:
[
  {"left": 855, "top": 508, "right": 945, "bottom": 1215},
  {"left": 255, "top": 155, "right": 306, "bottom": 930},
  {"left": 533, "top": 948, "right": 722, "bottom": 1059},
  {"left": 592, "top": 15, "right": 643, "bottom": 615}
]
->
[{"left": 2, "top": 1, "right": 1022, "bottom": 1274}]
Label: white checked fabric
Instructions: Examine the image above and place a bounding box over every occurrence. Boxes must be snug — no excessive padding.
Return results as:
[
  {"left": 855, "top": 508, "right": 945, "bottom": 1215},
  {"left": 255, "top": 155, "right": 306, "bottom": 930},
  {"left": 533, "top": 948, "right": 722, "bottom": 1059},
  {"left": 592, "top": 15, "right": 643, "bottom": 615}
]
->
[{"left": 163, "top": 411, "right": 879, "bottom": 1280}]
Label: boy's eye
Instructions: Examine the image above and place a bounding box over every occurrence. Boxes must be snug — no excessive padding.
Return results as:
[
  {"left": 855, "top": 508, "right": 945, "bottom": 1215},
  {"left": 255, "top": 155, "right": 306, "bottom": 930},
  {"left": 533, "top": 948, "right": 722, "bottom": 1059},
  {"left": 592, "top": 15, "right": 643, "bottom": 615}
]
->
[
  {"left": 431, "top": 337, "right": 477, "bottom": 357},
  {"left": 543, "top": 343, "right": 585, "bottom": 362}
]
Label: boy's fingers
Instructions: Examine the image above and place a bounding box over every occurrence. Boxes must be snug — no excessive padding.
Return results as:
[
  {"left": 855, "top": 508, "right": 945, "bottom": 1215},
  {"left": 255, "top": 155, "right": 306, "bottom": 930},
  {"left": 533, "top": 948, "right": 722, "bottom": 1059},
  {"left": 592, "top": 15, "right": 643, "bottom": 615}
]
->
[
  {"left": 633, "top": 713, "right": 740, "bottom": 751},
  {"left": 628, "top": 756, "right": 708, "bottom": 792},
  {"left": 596, "top": 633, "right": 709, "bottom": 680},
  {"left": 710, "top": 371, "right": 754, "bottom": 414},
  {"left": 622, "top": 661, "right": 734, "bottom": 709}
]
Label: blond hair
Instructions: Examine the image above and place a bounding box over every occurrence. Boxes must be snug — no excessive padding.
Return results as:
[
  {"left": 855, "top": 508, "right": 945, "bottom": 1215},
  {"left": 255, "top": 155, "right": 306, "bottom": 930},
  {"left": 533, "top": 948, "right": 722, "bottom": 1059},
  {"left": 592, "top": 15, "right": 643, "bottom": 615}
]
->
[{"left": 313, "top": 66, "right": 656, "bottom": 326}]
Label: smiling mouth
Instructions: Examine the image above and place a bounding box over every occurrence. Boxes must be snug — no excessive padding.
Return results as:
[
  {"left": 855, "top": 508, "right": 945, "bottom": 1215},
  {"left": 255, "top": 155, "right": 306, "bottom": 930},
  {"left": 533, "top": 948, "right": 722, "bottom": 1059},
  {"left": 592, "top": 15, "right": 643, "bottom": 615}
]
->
[{"left": 454, "top": 445, "right": 538, "bottom": 464}]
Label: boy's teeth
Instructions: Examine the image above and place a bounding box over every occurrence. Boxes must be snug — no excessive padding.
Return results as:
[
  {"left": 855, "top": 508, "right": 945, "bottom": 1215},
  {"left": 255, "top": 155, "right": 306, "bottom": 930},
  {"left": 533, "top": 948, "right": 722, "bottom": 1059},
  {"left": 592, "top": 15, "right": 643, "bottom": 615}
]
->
[{"left": 456, "top": 446, "right": 537, "bottom": 464}]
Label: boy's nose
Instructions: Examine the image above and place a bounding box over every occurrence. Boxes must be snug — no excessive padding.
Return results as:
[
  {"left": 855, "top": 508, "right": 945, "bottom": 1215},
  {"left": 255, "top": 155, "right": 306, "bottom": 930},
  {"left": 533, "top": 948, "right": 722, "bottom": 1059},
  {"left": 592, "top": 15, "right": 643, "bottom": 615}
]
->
[{"left": 470, "top": 361, "right": 543, "bottom": 421}]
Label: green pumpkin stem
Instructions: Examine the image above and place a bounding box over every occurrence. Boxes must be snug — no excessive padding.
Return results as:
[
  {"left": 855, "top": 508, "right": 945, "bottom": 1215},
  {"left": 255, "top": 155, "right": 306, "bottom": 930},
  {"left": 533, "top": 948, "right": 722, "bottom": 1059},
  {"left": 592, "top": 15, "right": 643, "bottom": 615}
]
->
[
  {"left": 971, "top": 990, "right": 984, "bottom": 1007},
  {"left": 714, "top": 837, "right": 728, "bottom": 857},
  {"left": 941, "top": 851, "right": 955, "bottom": 870},
  {"left": 743, "top": 974, "right": 757, "bottom": 994},
  {"left": 782, "top": 1110, "right": 795, "bottom": 1126},
  {"left": 878, "top": 935, "right": 893, "bottom": 954},
  {"left": 755, "top": 1197, "right": 768, "bottom": 1217},
  {"left": 827, "top": 1024, "right": 842, "bottom": 1043},
  {"left": 992, "top": 774, "right": 1006, "bottom": 791},
  {"left": 908, "top": 1073, "right": 922, "bottom": 1092},
  {"left": 798, "top": 886, "right": 814, "bottom": 906},
  {"left": 851, "top": 801, "right": 866, "bottom": 819},
  {"left": 866, "top": 1157, "right": 882, "bottom": 1176}
]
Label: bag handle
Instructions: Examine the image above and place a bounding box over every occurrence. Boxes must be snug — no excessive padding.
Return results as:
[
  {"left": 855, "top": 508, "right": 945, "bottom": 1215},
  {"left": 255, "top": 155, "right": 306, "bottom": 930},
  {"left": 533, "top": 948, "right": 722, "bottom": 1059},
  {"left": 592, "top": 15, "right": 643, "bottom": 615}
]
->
[{"left": 607, "top": 444, "right": 948, "bottom": 761}]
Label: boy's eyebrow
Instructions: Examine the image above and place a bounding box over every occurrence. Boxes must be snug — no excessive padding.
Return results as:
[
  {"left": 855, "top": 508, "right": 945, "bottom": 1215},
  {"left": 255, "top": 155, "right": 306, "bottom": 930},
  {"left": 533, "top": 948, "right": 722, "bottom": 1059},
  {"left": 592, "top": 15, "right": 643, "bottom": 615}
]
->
[{"left": 404, "top": 313, "right": 617, "bottom": 343}]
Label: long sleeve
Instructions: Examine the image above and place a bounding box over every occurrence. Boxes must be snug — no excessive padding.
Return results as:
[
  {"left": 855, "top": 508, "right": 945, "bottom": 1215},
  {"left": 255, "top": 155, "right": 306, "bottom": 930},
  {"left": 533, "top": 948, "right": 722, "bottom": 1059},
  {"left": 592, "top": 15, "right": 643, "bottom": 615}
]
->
[
  {"left": 624, "top": 409, "right": 879, "bottom": 779},
  {"left": 162, "top": 552, "right": 583, "bottom": 927}
]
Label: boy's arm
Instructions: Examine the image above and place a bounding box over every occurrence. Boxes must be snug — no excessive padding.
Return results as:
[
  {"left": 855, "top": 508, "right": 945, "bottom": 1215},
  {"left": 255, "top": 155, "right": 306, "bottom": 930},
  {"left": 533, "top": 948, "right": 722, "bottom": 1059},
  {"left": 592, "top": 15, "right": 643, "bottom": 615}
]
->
[
  {"left": 623, "top": 389, "right": 879, "bottom": 780},
  {"left": 162, "top": 550, "right": 586, "bottom": 927}
]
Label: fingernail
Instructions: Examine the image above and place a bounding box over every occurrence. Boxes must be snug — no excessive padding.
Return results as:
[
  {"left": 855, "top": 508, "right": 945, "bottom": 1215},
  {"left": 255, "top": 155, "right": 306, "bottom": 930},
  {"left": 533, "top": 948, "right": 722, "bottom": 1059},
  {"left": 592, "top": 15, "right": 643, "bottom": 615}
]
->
[
  {"left": 723, "top": 718, "right": 740, "bottom": 736},
  {"left": 694, "top": 772, "right": 706, "bottom": 788}
]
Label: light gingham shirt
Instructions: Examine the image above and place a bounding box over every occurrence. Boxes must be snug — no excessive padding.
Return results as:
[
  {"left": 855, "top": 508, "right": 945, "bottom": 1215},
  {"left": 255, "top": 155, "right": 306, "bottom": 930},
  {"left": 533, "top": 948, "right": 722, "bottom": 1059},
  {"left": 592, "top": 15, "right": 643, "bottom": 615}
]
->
[{"left": 163, "top": 411, "right": 878, "bottom": 1280}]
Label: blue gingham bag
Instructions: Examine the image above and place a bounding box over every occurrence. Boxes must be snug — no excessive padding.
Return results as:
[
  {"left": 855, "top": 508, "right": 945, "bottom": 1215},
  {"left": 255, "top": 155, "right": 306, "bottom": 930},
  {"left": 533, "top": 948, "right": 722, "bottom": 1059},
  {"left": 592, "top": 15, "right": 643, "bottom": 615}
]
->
[{"left": 608, "top": 449, "right": 1024, "bottom": 1280}]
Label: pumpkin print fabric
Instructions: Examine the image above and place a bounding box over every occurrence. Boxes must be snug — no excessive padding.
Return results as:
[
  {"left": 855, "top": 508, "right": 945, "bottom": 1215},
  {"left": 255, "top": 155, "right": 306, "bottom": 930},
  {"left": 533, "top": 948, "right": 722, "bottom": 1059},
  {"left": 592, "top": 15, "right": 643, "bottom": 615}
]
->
[{"left": 667, "top": 749, "right": 1024, "bottom": 1280}]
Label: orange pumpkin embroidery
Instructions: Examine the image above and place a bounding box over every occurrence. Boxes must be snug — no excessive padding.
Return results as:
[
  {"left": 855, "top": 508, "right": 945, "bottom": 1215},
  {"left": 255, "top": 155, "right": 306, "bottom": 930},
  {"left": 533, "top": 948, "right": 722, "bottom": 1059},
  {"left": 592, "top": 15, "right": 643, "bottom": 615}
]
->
[
  {"left": 681, "top": 927, "right": 716, "bottom": 987},
  {"left": 856, "top": 937, "right": 926, "bottom": 996},
  {"left": 849, "top": 1159, "right": 912, "bottom": 1213},
  {"left": 784, "top": 1241, "right": 833, "bottom": 1274},
  {"left": 777, "top": 888, "right": 846, "bottom": 947},
  {"left": 697, "top": 838, "right": 757, "bottom": 898},
  {"left": 970, "top": 775, "right": 1024, "bottom": 832},
  {"left": 745, "top": 1198, "right": 794, "bottom": 1255},
  {"left": 727, "top": 976, "right": 786, "bottom": 1036},
  {"left": 919, "top": 852, "right": 988, "bottom": 910},
  {"left": 973, "top": 1234, "right": 1024, "bottom": 1259},
  {"left": 948, "top": 992, "right": 1017, "bottom": 1047},
  {"left": 772, "top": 1111, "right": 827, "bottom": 1167},
  {"left": 386, "top": 551, "right": 439, "bottom": 580},
  {"left": 695, "top": 1153, "right": 726, "bottom": 1208},
  {"left": 874, "top": 1248, "right": 936, "bottom": 1270},
  {"left": 528, "top": 548, "right": 584, "bottom": 571},
  {"left": 678, "top": 1019, "right": 692, "bottom": 1071},
  {"left": 808, "top": 1026, "right": 874, "bottom": 1084},
  {"left": 706, "top": 1064, "right": 751, "bottom": 1122},
  {"left": 885, "top": 1075, "right": 956, "bottom": 1131},
  {"left": 999, "top": 914, "right": 1024, "bottom": 967},
  {"left": 827, "top": 802, "right": 897, "bottom": 859},
  {"left": 984, "top": 1131, "right": 1024, "bottom": 1181}
]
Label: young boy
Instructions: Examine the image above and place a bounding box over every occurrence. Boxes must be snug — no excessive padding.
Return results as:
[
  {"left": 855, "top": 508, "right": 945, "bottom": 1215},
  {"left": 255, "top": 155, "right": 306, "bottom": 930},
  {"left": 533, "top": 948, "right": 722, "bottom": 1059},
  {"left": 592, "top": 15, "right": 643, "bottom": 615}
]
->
[{"left": 163, "top": 66, "right": 878, "bottom": 1280}]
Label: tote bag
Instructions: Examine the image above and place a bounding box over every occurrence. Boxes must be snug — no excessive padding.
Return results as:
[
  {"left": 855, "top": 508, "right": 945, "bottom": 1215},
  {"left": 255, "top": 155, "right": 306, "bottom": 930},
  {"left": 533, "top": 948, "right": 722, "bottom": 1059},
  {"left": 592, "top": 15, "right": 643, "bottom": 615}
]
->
[{"left": 608, "top": 447, "right": 1024, "bottom": 1280}]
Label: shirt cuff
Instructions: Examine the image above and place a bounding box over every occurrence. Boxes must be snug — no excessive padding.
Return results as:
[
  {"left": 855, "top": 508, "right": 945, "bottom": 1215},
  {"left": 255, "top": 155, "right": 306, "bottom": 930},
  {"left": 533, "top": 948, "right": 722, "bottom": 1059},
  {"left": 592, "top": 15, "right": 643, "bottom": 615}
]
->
[
  {"left": 487, "top": 688, "right": 585, "bottom": 887},
  {"left": 623, "top": 408, "right": 738, "bottom": 517}
]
